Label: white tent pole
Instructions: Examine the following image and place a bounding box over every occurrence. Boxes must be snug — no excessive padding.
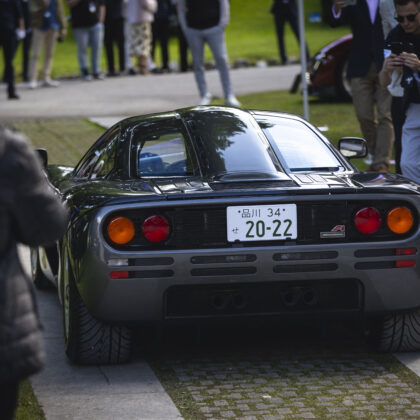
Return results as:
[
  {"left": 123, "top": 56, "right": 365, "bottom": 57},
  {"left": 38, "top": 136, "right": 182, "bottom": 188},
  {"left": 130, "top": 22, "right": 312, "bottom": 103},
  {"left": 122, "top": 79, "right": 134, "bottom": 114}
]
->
[{"left": 297, "top": 0, "right": 309, "bottom": 121}]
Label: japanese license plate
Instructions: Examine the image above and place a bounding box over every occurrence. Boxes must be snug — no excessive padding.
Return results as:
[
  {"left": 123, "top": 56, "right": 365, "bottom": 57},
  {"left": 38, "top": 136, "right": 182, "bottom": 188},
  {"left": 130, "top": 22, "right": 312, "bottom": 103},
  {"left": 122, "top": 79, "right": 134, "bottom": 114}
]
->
[{"left": 227, "top": 204, "right": 297, "bottom": 242}]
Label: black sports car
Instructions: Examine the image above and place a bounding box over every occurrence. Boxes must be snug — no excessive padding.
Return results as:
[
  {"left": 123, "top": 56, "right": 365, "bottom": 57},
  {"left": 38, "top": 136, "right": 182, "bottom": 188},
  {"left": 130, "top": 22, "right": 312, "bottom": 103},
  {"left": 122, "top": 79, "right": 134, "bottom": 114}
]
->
[{"left": 32, "top": 106, "right": 420, "bottom": 365}]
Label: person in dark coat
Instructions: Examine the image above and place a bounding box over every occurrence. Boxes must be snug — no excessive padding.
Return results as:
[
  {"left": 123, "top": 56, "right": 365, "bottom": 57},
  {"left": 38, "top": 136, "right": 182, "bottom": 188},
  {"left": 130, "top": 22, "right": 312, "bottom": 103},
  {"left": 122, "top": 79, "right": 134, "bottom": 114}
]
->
[
  {"left": 104, "top": 0, "right": 125, "bottom": 76},
  {"left": 152, "top": 0, "right": 172, "bottom": 72},
  {"left": 0, "top": 0, "right": 25, "bottom": 99},
  {"left": 0, "top": 126, "right": 68, "bottom": 420},
  {"left": 21, "top": 0, "right": 32, "bottom": 81},
  {"left": 331, "top": 0, "right": 393, "bottom": 172},
  {"left": 271, "top": 0, "right": 310, "bottom": 65}
]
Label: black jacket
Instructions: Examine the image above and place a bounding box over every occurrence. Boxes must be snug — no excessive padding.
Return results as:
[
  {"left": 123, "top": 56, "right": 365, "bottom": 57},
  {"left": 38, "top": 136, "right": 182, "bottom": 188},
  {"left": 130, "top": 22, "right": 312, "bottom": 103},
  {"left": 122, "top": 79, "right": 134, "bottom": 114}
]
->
[
  {"left": 329, "top": 0, "right": 385, "bottom": 78},
  {"left": 0, "top": 0, "right": 23, "bottom": 32},
  {"left": 186, "top": 0, "right": 220, "bottom": 29},
  {"left": 271, "top": 0, "right": 297, "bottom": 16},
  {"left": 0, "top": 127, "right": 68, "bottom": 385}
]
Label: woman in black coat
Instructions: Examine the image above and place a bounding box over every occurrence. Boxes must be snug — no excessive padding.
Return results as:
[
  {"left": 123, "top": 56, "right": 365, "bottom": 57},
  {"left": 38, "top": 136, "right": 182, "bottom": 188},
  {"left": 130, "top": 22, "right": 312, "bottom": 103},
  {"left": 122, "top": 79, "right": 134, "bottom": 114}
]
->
[
  {"left": 0, "top": 0, "right": 25, "bottom": 99},
  {"left": 0, "top": 126, "right": 68, "bottom": 420},
  {"left": 271, "top": 0, "right": 310, "bottom": 65}
]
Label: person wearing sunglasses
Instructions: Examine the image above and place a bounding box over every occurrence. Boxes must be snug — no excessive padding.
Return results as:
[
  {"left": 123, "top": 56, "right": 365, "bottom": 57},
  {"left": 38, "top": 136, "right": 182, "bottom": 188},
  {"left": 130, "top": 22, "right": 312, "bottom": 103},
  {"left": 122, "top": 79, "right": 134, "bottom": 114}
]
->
[
  {"left": 379, "top": 0, "right": 420, "bottom": 183},
  {"left": 380, "top": 0, "right": 404, "bottom": 174},
  {"left": 331, "top": 0, "right": 393, "bottom": 173}
]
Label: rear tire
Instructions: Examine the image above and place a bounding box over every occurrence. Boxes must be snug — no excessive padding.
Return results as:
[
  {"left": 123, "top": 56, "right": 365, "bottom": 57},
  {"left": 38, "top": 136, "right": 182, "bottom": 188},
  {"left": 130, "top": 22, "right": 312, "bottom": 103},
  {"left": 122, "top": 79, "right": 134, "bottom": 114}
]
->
[
  {"left": 30, "top": 248, "right": 52, "bottom": 290},
  {"left": 63, "top": 267, "right": 132, "bottom": 365},
  {"left": 335, "top": 57, "right": 352, "bottom": 101},
  {"left": 374, "top": 308, "right": 420, "bottom": 352}
]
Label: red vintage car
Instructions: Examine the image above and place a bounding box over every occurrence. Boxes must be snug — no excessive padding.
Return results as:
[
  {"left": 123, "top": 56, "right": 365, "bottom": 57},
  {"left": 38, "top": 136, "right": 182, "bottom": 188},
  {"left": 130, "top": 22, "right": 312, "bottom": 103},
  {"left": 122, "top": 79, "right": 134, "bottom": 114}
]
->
[{"left": 292, "top": 34, "right": 353, "bottom": 100}]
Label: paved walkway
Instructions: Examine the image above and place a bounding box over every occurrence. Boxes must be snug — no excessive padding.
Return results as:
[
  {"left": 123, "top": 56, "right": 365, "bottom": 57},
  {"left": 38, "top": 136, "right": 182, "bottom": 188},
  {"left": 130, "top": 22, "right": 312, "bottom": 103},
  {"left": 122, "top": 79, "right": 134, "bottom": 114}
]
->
[
  {"left": 0, "top": 65, "right": 300, "bottom": 121},
  {"left": 18, "top": 246, "right": 182, "bottom": 420}
]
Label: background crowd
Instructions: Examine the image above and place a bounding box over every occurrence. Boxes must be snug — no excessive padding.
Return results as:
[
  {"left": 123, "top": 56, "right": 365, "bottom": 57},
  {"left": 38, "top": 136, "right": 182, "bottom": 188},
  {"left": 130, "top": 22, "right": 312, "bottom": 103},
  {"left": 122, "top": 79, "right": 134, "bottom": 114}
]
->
[{"left": 1, "top": 0, "right": 310, "bottom": 103}]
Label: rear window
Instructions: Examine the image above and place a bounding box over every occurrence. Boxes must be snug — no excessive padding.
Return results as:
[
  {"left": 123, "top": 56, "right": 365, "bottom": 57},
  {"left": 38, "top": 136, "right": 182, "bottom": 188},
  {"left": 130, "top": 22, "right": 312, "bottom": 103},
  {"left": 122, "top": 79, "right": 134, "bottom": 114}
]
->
[
  {"left": 132, "top": 120, "right": 195, "bottom": 177},
  {"left": 259, "top": 116, "right": 343, "bottom": 172}
]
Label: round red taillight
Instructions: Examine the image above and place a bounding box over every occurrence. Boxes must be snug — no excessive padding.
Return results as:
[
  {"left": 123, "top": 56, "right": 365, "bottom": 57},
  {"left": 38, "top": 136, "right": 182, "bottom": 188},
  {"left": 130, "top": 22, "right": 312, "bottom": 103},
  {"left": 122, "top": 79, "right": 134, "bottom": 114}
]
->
[
  {"left": 142, "top": 215, "right": 170, "bottom": 242},
  {"left": 354, "top": 207, "right": 381, "bottom": 234}
]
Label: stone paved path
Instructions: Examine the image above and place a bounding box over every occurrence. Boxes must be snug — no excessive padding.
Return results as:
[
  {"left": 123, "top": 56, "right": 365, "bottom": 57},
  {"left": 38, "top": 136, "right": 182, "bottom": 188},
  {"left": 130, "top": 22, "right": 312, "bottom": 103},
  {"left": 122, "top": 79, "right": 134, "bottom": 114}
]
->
[{"left": 146, "top": 325, "right": 420, "bottom": 420}]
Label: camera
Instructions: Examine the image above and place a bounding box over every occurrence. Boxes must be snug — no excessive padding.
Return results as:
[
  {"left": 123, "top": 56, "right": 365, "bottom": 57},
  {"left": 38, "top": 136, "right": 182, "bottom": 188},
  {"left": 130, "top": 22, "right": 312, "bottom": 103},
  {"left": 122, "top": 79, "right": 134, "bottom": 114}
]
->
[{"left": 390, "top": 41, "right": 403, "bottom": 55}]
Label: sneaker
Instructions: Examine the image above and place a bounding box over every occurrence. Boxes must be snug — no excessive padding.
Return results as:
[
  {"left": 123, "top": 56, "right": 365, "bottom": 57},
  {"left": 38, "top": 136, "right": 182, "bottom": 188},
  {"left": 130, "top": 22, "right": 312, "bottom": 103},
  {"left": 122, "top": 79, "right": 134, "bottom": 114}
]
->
[
  {"left": 199, "top": 92, "right": 212, "bottom": 106},
  {"left": 81, "top": 69, "right": 92, "bottom": 81},
  {"left": 364, "top": 153, "right": 373, "bottom": 165},
  {"left": 93, "top": 73, "right": 105, "bottom": 80},
  {"left": 225, "top": 94, "right": 241, "bottom": 107},
  {"left": 42, "top": 79, "right": 60, "bottom": 87},
  {"left": 28, "top": 81, "right": 37, "bottom": 89}
]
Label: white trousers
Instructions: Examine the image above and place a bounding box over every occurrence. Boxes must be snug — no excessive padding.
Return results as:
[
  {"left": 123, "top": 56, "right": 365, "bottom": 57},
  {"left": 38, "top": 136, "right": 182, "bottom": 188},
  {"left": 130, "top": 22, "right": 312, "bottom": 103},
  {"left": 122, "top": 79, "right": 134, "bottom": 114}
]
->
[{"left": 28, "top": 28, "right": 58, "bottom": 83}]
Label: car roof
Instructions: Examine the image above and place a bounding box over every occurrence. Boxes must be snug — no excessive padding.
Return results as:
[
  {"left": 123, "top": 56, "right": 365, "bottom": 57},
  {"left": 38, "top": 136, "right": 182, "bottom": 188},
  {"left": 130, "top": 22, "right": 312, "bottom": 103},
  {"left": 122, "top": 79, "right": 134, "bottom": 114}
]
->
[{"left": 117, "top": 106, "right": 308, "bottom": 131}]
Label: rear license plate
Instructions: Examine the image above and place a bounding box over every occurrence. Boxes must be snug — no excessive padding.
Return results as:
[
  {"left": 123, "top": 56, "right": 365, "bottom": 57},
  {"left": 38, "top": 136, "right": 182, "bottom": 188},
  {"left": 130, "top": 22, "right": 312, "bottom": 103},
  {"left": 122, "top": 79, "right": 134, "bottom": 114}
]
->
[{"left": 227, "top": 204, "right": 297, "bottom": 242}]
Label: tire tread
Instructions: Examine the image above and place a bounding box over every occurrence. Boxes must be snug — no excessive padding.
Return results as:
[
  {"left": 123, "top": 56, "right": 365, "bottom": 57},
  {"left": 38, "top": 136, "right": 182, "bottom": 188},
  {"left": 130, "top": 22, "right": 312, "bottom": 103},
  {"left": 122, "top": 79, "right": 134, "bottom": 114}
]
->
[
  {"left": 66, "top": 278, "right": 132, "bottom": 365},
  {"left": 376, "top": 308, "right": 420, "bottom": 352}
]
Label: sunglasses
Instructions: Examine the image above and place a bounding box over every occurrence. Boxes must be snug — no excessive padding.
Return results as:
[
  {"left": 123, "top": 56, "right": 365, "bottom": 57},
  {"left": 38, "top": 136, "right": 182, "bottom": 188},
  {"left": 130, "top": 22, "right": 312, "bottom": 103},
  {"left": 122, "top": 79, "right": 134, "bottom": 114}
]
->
[{"left": 396, "top": 13, "right": 418, "bottom": 23}]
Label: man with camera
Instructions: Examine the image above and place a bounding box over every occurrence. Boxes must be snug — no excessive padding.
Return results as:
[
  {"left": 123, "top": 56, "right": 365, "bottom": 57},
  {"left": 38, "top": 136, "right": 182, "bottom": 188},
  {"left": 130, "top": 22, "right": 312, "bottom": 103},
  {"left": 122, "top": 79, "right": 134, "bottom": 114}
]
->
[
  {"left": 332, "top": 0, "right": 393, "bottom": 173},
  {"left": 380, "top": 0, "right": 420, "bottom": 183}
]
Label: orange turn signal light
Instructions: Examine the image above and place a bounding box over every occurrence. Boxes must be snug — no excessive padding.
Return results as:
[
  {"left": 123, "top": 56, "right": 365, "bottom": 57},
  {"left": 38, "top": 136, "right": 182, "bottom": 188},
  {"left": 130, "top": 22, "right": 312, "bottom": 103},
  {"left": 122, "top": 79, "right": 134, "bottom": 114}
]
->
[
  {"left": 107, "top": 216, "right": 135, "bottom": 244},
  {"left": 387, "top": 207, "right": 414, "bottom": 234}
]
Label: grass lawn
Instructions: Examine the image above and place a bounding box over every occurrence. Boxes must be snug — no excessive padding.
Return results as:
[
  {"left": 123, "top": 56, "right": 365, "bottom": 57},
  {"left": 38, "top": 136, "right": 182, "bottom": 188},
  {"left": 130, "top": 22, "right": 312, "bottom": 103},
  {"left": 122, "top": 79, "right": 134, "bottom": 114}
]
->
[
  {"left": 14, "top": 380, "right": 45, "bottom": 420},
  {"left": 12, "top": 0, "right": 349, "bottom": 80}
]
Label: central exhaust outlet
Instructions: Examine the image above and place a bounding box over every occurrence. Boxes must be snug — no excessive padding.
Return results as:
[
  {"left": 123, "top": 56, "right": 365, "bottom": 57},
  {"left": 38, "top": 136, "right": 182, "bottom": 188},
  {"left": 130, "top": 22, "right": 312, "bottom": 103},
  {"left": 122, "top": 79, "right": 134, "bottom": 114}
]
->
[
  {"left": 211, "top": 292, "right": 248, "bottom": 311},
  {"left": 281, "top": 289, "right": 300, "bottom": 307},
  {"left": 232, "top": 293, "right": 247, "bottom": 310},
  {"left": 212, "top": 294, "right": 229, "bottom": 310},
  {"left": 302, "top": 288, "right": 318, "bottom": 306}
]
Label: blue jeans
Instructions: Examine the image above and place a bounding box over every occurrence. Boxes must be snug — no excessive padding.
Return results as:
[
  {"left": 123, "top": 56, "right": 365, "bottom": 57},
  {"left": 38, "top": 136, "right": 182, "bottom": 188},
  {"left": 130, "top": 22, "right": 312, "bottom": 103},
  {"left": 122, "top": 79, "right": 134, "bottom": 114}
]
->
[
  {"left": 74, "top": 23, "right": 104, "bottom": 75},
  {"left": 184, "top": 25, "right": 232, "bottom": 98}
]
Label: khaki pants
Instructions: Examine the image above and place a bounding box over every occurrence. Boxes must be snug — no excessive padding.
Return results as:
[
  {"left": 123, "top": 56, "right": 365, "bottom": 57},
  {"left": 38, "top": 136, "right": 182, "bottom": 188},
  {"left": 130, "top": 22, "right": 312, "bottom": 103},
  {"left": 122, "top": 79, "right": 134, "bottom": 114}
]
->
[
  {"left": 350, "top": 62, "right": 393, "bottom": 167},
  {"left": 28, "top": 28, "right": 58, "bottom": 83}
]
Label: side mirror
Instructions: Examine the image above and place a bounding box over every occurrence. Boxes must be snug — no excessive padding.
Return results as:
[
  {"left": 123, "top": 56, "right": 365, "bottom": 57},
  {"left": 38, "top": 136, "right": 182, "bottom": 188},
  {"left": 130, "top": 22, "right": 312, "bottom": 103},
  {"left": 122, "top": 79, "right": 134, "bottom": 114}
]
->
[
  {"left": 35, "top": 148, "right": 48, "bottom": 168},
  {"left": 338, "top": 137, "right": 368, "bottom": 159}
]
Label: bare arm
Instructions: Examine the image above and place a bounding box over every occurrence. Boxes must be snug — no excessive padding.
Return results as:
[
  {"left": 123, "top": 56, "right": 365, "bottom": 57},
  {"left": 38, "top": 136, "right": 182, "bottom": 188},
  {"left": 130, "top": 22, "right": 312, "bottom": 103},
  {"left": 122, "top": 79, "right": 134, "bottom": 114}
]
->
[
  {"left": 98, "top": 4, "right": 105, "bottom": 23},
  {"left": 402, "top": 52, "right": 420, "bottom": 73},
  {"left": 333, "top": 0, "right": 346, "bottom": 15},
  {"left": 219, "top": 0, "right": 229, "bottom": 27},
  {"left": 177, "top": 0, "right": 187, "bottom": 32},
  {"left": 67, "top": 0, "right": 82, "bottom": 9}
]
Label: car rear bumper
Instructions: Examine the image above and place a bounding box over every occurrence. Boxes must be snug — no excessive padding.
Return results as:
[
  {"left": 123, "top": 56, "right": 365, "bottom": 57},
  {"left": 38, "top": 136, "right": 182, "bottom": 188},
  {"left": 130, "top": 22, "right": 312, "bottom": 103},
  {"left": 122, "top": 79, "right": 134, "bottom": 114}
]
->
[{"left": 78, "top": 241, "right": 420, "bottom": 322}]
